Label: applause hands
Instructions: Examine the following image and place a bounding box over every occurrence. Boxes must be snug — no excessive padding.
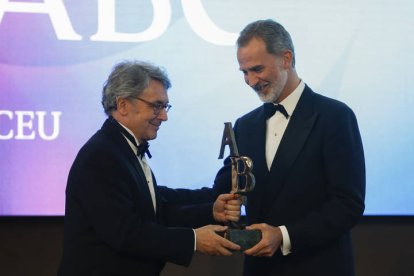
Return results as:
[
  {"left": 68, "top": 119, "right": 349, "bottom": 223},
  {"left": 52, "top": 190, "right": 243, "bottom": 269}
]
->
[{"left": 195, "top": 193, "right": 242, "bottom": 256}]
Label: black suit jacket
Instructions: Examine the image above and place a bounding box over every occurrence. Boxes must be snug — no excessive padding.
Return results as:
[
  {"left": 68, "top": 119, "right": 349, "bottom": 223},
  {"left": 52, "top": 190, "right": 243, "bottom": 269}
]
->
[
  {"left": 214, "top": 85, "right": 365, "bottom": 276},
  {"left": 58, "top": 119, "right": 215, "bottom": 276}
]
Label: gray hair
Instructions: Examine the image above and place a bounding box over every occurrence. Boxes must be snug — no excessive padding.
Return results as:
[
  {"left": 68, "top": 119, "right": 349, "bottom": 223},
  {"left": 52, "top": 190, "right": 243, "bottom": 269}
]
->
[
  {"left": 101, "top": 61, "right": 171, "bottom": 115},
  {"left": 237, "top": 19, "right": 295, "bottom": 67}
]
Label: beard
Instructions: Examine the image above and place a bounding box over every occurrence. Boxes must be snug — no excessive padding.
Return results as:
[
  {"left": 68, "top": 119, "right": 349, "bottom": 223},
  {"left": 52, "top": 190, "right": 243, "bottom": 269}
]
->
[{"left": 255, "top": 69, "right": 288, "bottom": 103}]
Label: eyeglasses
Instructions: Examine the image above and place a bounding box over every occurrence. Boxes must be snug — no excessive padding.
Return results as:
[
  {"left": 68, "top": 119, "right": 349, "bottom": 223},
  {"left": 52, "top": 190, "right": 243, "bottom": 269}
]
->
[{"left": 135, "top": 97, "right": 172, "bottom": 115}]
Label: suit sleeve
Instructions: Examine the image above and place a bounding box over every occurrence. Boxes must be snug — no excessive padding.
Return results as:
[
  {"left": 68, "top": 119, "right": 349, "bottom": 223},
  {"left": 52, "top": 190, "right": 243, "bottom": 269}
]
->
[{"left": 157, "top": 186, "right": 217, "bottom": 228}]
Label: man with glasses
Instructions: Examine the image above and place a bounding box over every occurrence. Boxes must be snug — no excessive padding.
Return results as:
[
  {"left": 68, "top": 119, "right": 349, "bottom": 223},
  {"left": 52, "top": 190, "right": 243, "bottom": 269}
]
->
[{"left": 58, "top": 61, "right": 241, "bottom": 276}]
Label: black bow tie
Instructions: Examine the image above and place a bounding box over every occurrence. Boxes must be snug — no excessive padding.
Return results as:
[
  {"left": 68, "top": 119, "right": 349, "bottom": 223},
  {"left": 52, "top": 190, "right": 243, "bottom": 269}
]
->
[
  {"left": 110, "top": 116, "right": 152, "bottom": 159},
  {"left": 263, "top": 103, "right": 290, "bottom": 119},
  {"left": 137, "top": 141, "right": 152, "bottom": 159}
]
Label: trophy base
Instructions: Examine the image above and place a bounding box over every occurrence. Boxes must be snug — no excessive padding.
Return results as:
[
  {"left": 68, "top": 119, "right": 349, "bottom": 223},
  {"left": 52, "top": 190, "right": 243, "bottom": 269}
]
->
[{"left": 225, "top": 228, "right": 262, "bottom": 251}]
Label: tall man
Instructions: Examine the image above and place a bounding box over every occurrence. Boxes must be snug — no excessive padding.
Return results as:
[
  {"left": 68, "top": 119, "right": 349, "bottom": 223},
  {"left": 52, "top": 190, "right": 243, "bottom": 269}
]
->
[
  {"left": 58, "top": 61, "right": 241, "bottom": 276},
  {"left": 213, "top": 19, "right": 365, "bottom": 275}
]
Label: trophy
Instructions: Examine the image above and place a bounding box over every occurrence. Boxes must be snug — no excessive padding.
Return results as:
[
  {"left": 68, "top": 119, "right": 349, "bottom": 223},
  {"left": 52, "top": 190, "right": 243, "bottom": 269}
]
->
[{"left": 218, "top": 122, "right": 262, "bottom": 251}]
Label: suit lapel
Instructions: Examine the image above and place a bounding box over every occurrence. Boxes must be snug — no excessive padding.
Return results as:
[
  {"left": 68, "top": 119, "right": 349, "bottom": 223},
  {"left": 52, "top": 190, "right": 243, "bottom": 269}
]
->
[
  {"left": 265, "top": 86, "right": 318, "bottom": 204},
  {"left": 101, "top": 119, "right": 157, "bottom": 219}
]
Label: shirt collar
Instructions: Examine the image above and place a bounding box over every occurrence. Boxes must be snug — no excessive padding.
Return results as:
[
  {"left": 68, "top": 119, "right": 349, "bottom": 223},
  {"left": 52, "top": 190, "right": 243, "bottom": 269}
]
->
[{"left": 279, "top": 80, "right": 305, "bottom": 117}]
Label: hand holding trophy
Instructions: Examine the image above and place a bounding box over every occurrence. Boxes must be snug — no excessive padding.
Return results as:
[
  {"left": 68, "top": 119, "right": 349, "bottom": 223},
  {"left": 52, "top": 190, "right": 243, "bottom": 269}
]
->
[{"left": 218, "top": 122, "right": 262, "bottom": 251}]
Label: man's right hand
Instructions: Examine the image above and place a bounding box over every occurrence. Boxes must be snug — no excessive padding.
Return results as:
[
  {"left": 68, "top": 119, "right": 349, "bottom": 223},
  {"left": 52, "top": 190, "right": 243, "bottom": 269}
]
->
[{"left": 195, "top": 225, "right": 240, "bottom": 256}]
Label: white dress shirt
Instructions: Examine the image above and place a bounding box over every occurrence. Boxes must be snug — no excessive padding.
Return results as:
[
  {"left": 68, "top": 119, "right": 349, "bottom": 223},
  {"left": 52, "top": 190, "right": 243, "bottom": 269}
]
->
[{"left": 265, "top": 80, "right": 305, "bottom": 255}]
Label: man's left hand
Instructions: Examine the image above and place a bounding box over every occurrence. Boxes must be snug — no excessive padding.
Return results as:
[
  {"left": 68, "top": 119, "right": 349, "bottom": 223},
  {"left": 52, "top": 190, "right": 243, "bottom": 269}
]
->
[{"left": 243, "top": 223, "right": 282, "bottom": 257}]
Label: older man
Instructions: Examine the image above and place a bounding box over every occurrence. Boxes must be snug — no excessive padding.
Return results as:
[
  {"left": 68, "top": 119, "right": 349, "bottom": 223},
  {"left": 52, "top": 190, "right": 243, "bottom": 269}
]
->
[{"left": 58, "top": 61, "right": 241, "bottom": 276}]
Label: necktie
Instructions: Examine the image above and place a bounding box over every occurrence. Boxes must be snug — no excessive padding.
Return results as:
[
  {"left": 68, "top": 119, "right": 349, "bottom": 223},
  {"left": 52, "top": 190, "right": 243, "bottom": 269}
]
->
[
  {"left": 110, "top": 116, "right": 152, "bottom": 158},
  {"left": 263, "top": 103, "right": 290, "bottom": 119}
]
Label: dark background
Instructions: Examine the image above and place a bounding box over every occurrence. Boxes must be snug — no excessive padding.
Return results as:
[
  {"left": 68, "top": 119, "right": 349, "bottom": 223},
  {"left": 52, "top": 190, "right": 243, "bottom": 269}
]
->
[{"left": 0, "top": 217, "right": 413, "bottom": 276}]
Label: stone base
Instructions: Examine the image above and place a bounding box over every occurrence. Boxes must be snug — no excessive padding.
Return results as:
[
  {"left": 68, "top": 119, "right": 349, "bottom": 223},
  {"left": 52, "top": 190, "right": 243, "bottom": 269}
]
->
[{"left": 225, "top": 228, "right": 262, "bottom": 251}]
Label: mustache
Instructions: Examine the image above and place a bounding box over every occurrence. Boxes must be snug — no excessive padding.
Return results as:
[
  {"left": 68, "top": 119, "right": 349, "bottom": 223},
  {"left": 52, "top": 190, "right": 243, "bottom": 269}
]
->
[
  {"left": 252, "top": 83, "right": 267, "bottom": 92},
  {"left": 149, "top": 118, "right": 163, "bottom": 126}
]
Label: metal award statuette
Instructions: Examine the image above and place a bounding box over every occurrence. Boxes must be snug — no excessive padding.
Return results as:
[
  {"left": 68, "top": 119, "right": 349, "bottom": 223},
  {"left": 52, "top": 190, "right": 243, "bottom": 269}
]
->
[{"left": 218, "top": 122, "right": 262, "bottom": 251}]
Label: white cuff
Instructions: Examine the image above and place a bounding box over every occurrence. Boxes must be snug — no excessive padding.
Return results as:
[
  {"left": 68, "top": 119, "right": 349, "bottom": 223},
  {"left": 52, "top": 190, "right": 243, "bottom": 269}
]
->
[
  {"left": 279, "top": 225, "right": 292, "bottom": 256},
  {"left": 193, "top": 229, "right": 197, "bottom": 251}
]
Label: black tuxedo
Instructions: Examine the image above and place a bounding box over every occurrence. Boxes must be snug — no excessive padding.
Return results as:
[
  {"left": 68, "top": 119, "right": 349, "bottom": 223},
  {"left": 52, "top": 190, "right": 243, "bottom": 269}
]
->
[
  {"left": 214, "top": 85, "right": 365, "bottom": 276},
  {"left": 58, "top": 118, "right": 215, "bottom": 276}
]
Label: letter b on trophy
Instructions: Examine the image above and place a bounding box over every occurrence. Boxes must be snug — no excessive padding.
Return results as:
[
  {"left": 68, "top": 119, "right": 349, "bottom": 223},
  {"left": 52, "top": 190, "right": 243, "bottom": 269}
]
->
[{"left": 218, "top": 122, "right": 261, "bottom": 250}]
